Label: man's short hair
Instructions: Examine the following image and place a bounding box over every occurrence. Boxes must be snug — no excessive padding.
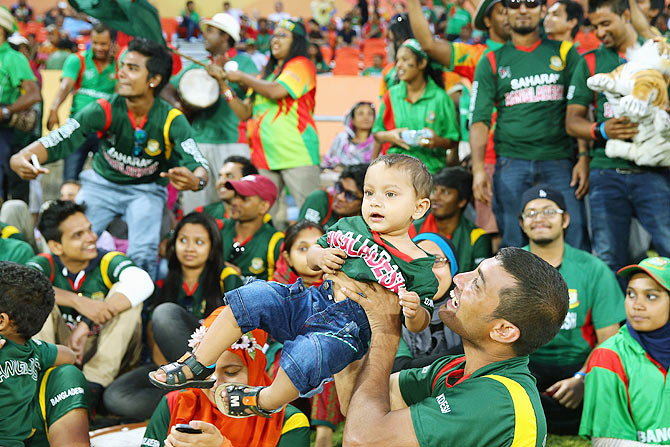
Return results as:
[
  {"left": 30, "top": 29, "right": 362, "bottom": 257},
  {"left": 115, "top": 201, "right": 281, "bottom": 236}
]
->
[
  {"left": 91, "top": 22, "right": 116, "bottom": 41},
  {"left": 433, "top": 167, "right": 473, "bottom": 205},
  {"left": 0, "top": 262, "right": 55, "bottom": 340},
  {"left": 556, "top": 0, "right": 584, "bottom": 38},
  {"left": 38, "top": 200, "right": 87, "bottom": 243},
  {"left": 588, "top": 0, "right": 627, "bottom": 15},
  {"left": 340, "top": 163, "right": 369, "bottom": 194},
  {"left": 223, "top": 155, "right": 258, "bottom": 177},
  {"left": 492, "top": 247, "right": 569, "bottom": 356},
  {"left": 127, "top": 37, "right": 173, "bottom": 96},
  {"left": 369, "top": 154, "right": 432, "bottom": 199}
]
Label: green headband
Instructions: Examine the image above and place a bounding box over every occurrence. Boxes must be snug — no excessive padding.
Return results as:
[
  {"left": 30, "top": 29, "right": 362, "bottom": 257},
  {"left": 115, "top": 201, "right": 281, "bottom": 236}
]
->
[
  {"left": 400, "top": 38, "right": 428, "bottom": 59},
  {"left": 276, "top": 19, "right": 305, "bottom": 37}
]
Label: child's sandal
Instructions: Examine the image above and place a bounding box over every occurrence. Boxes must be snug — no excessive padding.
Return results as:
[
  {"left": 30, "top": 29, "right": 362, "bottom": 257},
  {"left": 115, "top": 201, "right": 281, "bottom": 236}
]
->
[
  {"left": 215, "top": 383, "right": 284, "bottom": 419},
  {"left": 148, "top": 352, "right": 215, "bottom": 390}
]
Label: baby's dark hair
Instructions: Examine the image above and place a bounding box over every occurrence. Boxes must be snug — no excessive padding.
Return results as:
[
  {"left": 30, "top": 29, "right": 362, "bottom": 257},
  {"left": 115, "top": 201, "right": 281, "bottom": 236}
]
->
[
  {"left": 0, "top": 262, "right": 55, "bottom": 340},
  {"left": 369, "top": 154, "right": 432, "bottom": 199}
]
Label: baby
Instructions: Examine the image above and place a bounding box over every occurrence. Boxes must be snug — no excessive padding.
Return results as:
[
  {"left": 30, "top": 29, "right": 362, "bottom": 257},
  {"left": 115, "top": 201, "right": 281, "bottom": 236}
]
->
[{"left": 150, "top": 154, "right": 438, "bottom": 418}]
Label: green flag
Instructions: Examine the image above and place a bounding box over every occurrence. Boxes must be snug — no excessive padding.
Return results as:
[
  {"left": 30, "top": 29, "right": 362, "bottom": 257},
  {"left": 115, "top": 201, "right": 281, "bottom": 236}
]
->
[{"left": 68, "top": 0, "right": 165, "bottom": 46}]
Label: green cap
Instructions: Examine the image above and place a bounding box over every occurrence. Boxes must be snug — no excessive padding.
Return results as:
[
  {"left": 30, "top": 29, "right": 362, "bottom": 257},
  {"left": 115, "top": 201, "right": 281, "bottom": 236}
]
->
[
  {"left": 618, "top": 257, "right": 670, "bottom": 292},
  {"left": 276, "top": 19, "right": 306, "bottom": 37},
  {"left": 473, "top": 0, "right": 503, "bottom": 31}
]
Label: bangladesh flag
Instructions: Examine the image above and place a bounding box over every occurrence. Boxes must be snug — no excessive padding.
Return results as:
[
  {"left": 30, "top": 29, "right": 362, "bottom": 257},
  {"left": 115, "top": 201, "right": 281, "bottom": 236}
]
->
[{"left": 68, "top": 0, "right": 165, "bottom": 46}]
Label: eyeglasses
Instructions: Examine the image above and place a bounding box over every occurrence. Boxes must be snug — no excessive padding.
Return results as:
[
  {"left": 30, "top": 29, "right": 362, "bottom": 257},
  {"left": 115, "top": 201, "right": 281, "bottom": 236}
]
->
[
  {"left": 133, "top": 129, "right": 147, "bottom": 157},
  {"left": 434, "top": 256, "right": 450, "bottom": 268},
  {"left": 334, "top": 182, "right": 362, "bottom": 202},
  {"left": 229, "top": 241, "right": 245, "bottom": 262},
  {"left": 505, "top": 0, "right": 541, "bottom": 9},
  {"left": 521, "top": 208, "right": 564, "bottom": 220}
]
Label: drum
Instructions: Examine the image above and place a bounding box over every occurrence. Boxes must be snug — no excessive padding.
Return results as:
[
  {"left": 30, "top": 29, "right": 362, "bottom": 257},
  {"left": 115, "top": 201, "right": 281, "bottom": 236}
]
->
[{"left": 178, "top": 68, "right": 219, "bottom": 110}]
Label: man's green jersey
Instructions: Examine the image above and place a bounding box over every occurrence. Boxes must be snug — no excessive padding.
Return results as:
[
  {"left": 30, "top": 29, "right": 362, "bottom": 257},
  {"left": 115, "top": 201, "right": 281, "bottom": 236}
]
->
[
  {"left": 197, "top": 201, "right": 226, "bottom": 221},
  {"left": 26, "top": 251, "right": 136, "bottom": 328},
  {"left": 524, "top": 243, "right": 625, "bottom": 365},
  {"left": 0, "top": 221, "right": 24, "bottom": 241},
  {"left": 170, "top": 51, "right": 258, "bottom": 144},
  {"left": 471, "top": 39, "right": 580, "bottom": 160},
  {"left": 61, "top": 50, "right": 116, "bottom": 116},
  {"left": 580, "top": 325, "right": 670, "bottom": 444},
  {"left": 0, "top": 41, "right": 36, "bottom": 107},
  {"left": 299, "top": 189, "right": 340, "bottom": 229},
  {"left": 0, "top": 338, "right": 58, "bottom": 447},
  {"left": 399, "top": 354, "right": 547, "bottom": 447},
  {"left": 221, "top": 219, "right": 284, "bottom": 281},
  {"left": 26, "top": 365, "right": 90, "bottom": 447},
  {"left": 0, "top": 237, "right": 34, "bottom": 264},
  {"left": 317, "top": 217, "right": 438, "bottom": 312},
  {"left": 40, "top": 95, "right": 208, "bottom": 185}
]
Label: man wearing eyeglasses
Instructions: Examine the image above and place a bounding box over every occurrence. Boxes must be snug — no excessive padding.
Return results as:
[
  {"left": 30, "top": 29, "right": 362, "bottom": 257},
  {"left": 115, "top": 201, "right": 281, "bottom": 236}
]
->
[
  {"left": 469, "top": 0, "right": 590, "bottom": 252},
  {"left": 10, "top": 38, "right": 209, "bottom": 280},
  {"left": 299, "top": 164, "right": 367, "bottom": 229},
  {"left": 518, "top": 185, "right": 624, "bottom": 435}
]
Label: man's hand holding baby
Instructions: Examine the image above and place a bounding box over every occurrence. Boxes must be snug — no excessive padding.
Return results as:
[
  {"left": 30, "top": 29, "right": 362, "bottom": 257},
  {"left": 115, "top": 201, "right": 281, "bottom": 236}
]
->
[{"left": 399, "top": 287, "right": 430, "bottom": 332}]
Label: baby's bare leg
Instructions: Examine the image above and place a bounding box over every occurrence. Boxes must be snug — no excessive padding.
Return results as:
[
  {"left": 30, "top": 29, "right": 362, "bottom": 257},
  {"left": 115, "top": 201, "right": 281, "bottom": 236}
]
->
[{"left": 258, "top": 367, "right": 301, "bottom": 411}]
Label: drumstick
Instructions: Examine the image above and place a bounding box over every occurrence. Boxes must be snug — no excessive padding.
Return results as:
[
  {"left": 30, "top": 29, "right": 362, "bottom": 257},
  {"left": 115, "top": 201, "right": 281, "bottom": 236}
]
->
[{"left": 170, "top": 49, "right": 208, "bottom": 68}]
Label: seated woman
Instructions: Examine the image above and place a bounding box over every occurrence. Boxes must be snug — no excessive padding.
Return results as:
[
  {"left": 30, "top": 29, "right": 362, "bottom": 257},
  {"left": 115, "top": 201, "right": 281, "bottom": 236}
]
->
[
  {"left": 323, "top": 101, "right": 376, "bottom": 169},
  {"left": 141, "top": 308, "right": 310, "bottom": 447},
  {"left": 393, "top": 232, "right": 462, "bottom": 372},
  {"left": 580, "top": 256, "right": 670, "bottom": 447},
  {"left": 103, "top": 213, "right": 243, "bottom": 420},
  {"left": 308, "top": 42, "right": 331, "bottom": 74}
]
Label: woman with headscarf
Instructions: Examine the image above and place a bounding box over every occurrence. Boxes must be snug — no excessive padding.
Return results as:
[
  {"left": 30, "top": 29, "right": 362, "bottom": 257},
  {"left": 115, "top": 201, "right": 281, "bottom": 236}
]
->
[
  {"left": 323, "top": 101, "right": 376, "bottom": 169},
  {"left": 142, "top": 307, "right": 310, "bottom": 447},
  {"left": 579, "top": 257, "right": 670, "bottom": 447},
  {"left": 393, "top": 232, "right": 462, "bottom": 372}
]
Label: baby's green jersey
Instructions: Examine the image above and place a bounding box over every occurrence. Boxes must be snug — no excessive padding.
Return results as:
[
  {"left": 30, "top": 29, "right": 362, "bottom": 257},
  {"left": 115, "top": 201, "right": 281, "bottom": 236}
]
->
[
  {"left": 0, "top": 338, "right": 58, "bottom": 446},
  {"left": 317, "top": 216, "right": 438, "bottom": 312}
]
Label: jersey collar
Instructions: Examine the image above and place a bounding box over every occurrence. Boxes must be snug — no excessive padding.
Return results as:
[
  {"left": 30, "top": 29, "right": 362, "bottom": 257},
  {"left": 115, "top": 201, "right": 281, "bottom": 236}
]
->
[{"left": 513, "top": 38, "right": 542, "bottom": 53}]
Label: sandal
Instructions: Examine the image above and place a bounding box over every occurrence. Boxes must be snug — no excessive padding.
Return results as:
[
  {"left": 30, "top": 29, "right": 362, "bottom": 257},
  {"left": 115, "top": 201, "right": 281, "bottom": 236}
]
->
[
  {"left": 148, "top": 352, "right": 215, "bottom": 390},
  {"left": 215, "top": 383, "right": 284, "bottom": 419}
]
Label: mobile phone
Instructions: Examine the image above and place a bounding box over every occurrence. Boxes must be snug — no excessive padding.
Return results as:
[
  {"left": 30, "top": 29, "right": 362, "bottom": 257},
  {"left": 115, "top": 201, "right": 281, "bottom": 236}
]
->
[{"left": 175, "top": 423, "right": 203, "bottom": 434}]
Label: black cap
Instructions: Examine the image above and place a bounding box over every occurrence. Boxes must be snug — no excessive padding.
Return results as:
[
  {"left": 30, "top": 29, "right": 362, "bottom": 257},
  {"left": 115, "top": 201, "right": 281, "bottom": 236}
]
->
[{"left": 520, "top": 185, "right": 567, "bottom": 215}]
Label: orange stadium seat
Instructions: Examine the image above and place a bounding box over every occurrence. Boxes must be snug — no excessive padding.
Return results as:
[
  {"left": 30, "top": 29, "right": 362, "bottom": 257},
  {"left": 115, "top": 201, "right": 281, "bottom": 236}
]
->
[
  {"left": 362, "top": 37, "right": 387, "bottom": 68},
  {"left": 320, "top": 45, "right": 333, "bottom": 64},
  {"left": 332, "top": 47, "right": 361, "bottom": 75}
]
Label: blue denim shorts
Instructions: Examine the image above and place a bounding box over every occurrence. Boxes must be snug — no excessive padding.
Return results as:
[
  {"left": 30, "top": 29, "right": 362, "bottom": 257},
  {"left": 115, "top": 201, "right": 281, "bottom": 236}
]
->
[{"left": 224, "top": 278, "right": 371, "bottom": 397}]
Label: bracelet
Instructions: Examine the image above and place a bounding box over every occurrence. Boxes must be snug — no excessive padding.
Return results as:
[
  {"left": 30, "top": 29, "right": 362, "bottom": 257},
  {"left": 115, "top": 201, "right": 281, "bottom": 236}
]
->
[
  {"left": 599, "top": 121, "right": 609, "bottom": 140},
  {"left": 576, "top": 152, "right": 589, "bottom": 158},
  {"left": 223, "top": 89, "right": 235, "bottom": 103},
  {"left": 573, "top": 371, "right": 586, "bottom": 380},
  {"left": 590, "top": 122, "right": 598, "bottom": 140}
]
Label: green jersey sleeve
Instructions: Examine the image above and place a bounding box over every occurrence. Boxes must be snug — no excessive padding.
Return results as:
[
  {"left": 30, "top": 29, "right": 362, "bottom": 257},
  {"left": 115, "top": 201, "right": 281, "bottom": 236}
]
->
[
  {"left": 567, "top": 56, "right": 593, "bottom": 108},
  {"left": 167, "top": 113, "right": 210, "bottom": 172},
  {"left": 25, "top": 254, "right": 55, "bottom": 283},
  {"left": 102, "top": 252, "right": 136, "bottom": 284},
  {"left": 299, "top": 190, "right": 330, "bottom": 224},
  {"left": 399, "top": 357, "right": 455, "bottom": 405},
  {"left": 221, "top": 266, "right": 243, "bottom": 292},
  {"left": 589, "top": 263, "right": 626, "bottom": 330},
  {"left": 32, "top": 339, "right": 59, "bottom": 371},
  {"left": 564, "top": 44, "right": 581, "bottom": 80},
  {"left": 580, "top": 347, "right": 638, "bottom": 440},
  {"left": 277, "top": 405, "right": 311, "bottom": 447},
  {"left": 142, "top": 396, "right": 171, "bottom": 447},
  {"left": 470, "top": 54, "right": 496, "bottom": 127},
  {"left": 41, "top": 365, "right": 90, "bottom": 426},
  {"left": 61, "top": 53, "right": 83, "bottom": 81},
  {"left": 41, "top": 100, "right": 106, "bottom": 163}
]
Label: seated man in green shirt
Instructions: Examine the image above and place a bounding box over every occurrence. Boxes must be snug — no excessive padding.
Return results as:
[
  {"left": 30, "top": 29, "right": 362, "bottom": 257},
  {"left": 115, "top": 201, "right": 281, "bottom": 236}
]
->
[
  {"left": 337, "top": 247, "right": 569, "bottom": 447},
  {"left": 519, "top": 185, "right": 624, "bottom": 435}
]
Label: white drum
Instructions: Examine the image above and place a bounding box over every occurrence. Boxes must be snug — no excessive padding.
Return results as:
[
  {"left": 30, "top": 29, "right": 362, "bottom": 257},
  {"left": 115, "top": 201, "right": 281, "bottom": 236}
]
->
[{"left": 178, "top": 68, "right": 219, "bottom": 110}]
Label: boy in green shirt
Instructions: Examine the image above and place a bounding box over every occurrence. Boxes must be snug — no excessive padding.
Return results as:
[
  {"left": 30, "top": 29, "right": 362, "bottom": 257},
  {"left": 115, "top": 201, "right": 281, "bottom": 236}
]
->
[
  {"left": 149, "top": 154, "right": 439, "bottom": 419},
  {"left": 0, "top": 262, "right": 75, "bottom": 446}
]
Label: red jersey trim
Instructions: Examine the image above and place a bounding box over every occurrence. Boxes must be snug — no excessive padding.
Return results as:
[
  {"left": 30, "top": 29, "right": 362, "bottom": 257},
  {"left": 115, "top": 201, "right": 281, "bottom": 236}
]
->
[
  {"left": 371, "top": 231, "right": 414, "bottom": 263},
  {"left": 515, "top": 40, "right": 542, "bottom": 52},
  {"left": 581, "top": 308, "right": 597, "bottom": 349},
  {"left": 431, "top": 357, "right": 469, "bottom": 391},
  {"left": 587, "top": 348, "right": 633, "bottom": 417}
]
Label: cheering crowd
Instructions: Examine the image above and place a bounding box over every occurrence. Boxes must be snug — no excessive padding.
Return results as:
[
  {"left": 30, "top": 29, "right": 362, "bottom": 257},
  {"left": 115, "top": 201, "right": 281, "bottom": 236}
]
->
[{"left": 0, "top": 0, "right": 669, "bottom": 446}]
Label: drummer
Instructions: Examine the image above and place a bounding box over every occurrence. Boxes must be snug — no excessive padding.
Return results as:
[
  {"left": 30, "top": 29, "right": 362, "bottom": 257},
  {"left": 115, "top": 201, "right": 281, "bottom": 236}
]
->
[{"left": 163, "top": 12, "right": 258, "bottom": 213}]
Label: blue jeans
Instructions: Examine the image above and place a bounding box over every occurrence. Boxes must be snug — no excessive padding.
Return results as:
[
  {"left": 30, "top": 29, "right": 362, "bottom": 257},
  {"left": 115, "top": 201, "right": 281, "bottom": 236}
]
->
[
  {"left": 76, "top": 169, "right": 167, "bottom": 279},
  {"left": 493, "top": 156, "right": 589, "bottom": 250},
  {"left": 0, "top": 127, "right": 14, "bottom": 199},
  {"left": 225, "top": 279, "right": 371, "bottom": 397},
  {"left": 62, "top": 133, "right": 99, "bottom": 181},
  {"left": 589, "top": 168, "right": 670, "bottom": 275}
]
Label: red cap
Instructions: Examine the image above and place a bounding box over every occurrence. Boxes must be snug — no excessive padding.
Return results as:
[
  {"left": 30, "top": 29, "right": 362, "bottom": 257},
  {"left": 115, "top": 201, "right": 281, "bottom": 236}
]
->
[{"left": 225, "top": 174, "right": 278, "bottom": 207}]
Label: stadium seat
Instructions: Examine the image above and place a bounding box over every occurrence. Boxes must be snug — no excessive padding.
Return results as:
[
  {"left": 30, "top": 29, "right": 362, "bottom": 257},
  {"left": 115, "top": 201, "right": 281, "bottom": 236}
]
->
[
  {"left": 320, "top": 45, "right": 333, "bottom": 64},
  {"left": 362, "top": 37, "right": 387, "bottom": 68},
  {"left": 332, "top": 47, "right": 361, "bottom": 75}
]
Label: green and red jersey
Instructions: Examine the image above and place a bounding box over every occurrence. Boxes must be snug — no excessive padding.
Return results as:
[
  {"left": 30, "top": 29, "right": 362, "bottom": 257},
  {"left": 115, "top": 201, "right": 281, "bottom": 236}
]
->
[
  {"left": 298, "top": 189, "right": 340, "bottom": 229},
  {"left": 0, "top": 221, "right": 23, "bottom": 241},
  {"left": 0, "top": 41, "right": 36, "bottom": 107},
  {"left": 26, "top": 251, "right": 136, "bottom": 328},
  {"left": 580, "top": 325, "right": 670, "bottom": 444},
  {"left": 317, "top": 217, "right": 438, "bottom": 312},
  {"left": 0, "top": 338, "right": 58, "bottom": 447},
  {"left": 221, "top": 219, "right": 284, "bottom": 281},
  {"left": 27, "top": 365, "right": 90, "bottom": 447},
  {"left": 40, "top": 94, "right": 208, "bottom": 185},
  {"left": 399, "top": 354, "right": 547, "bottom": 447},
  {"left": 524, "top": 243, "right": 625, "bottom": 365},
  {"left": 410, "top": 212, "right": 491, "bottom": 273},
  {"left": 373, "top": 77, "right": 460, "bottom": 173},
  {"left": 248, "top": 56, "right": 320, "bottom": 170},
  {"left": 0, "top": 237, "right": 34, "bottom": 264},
  {"left": 471, "top": 39, "right": 580, "bottom": 160},
  {"left": 61, "top": 49, "right": 116, "bottom": 116}
]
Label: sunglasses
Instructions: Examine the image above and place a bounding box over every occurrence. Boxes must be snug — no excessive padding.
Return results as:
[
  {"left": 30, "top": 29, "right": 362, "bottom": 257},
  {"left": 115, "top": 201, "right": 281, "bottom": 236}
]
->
[
  {"left": 334, "top": 182, "right": 362, "bottom": 202},
  {"left": 505, "top": 0, "right": 541, "bottom": 9},
  {"left": 133, "top": 129, "right": 147, "bottom": 157},
  {"left": 229, "top": 241, "right": 245, "bottom": 262}
]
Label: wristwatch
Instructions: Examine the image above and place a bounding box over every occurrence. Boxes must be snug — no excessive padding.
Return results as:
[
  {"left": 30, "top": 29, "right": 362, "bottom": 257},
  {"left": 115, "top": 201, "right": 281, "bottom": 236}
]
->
[
  {"left": 1, "top": 107, "right": 10, "bottom": 120},
  {"left": 196, "top": 176, "right": 206, "bottom": 191}
]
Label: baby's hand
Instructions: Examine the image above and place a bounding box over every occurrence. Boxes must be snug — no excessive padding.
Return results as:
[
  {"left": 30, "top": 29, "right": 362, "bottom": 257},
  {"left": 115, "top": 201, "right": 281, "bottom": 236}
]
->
[
  {"left": 319, "top": 248, "right": 347, "bottom": 274},
  {"left": 399, "top": 288, "right": 421, "bottom": 320}
]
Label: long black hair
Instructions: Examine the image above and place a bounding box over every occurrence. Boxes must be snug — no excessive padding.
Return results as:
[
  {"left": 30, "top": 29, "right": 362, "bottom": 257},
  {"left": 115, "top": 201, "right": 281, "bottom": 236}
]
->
[
  {"left": 262, "top": 28, "right": 309, "bottom": 80},
  {"left": 388, "top": 14, "right": 414, "bottom": 55},
  {"left": 155, "top": 212, "right": 223, "bottom": 316}
]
